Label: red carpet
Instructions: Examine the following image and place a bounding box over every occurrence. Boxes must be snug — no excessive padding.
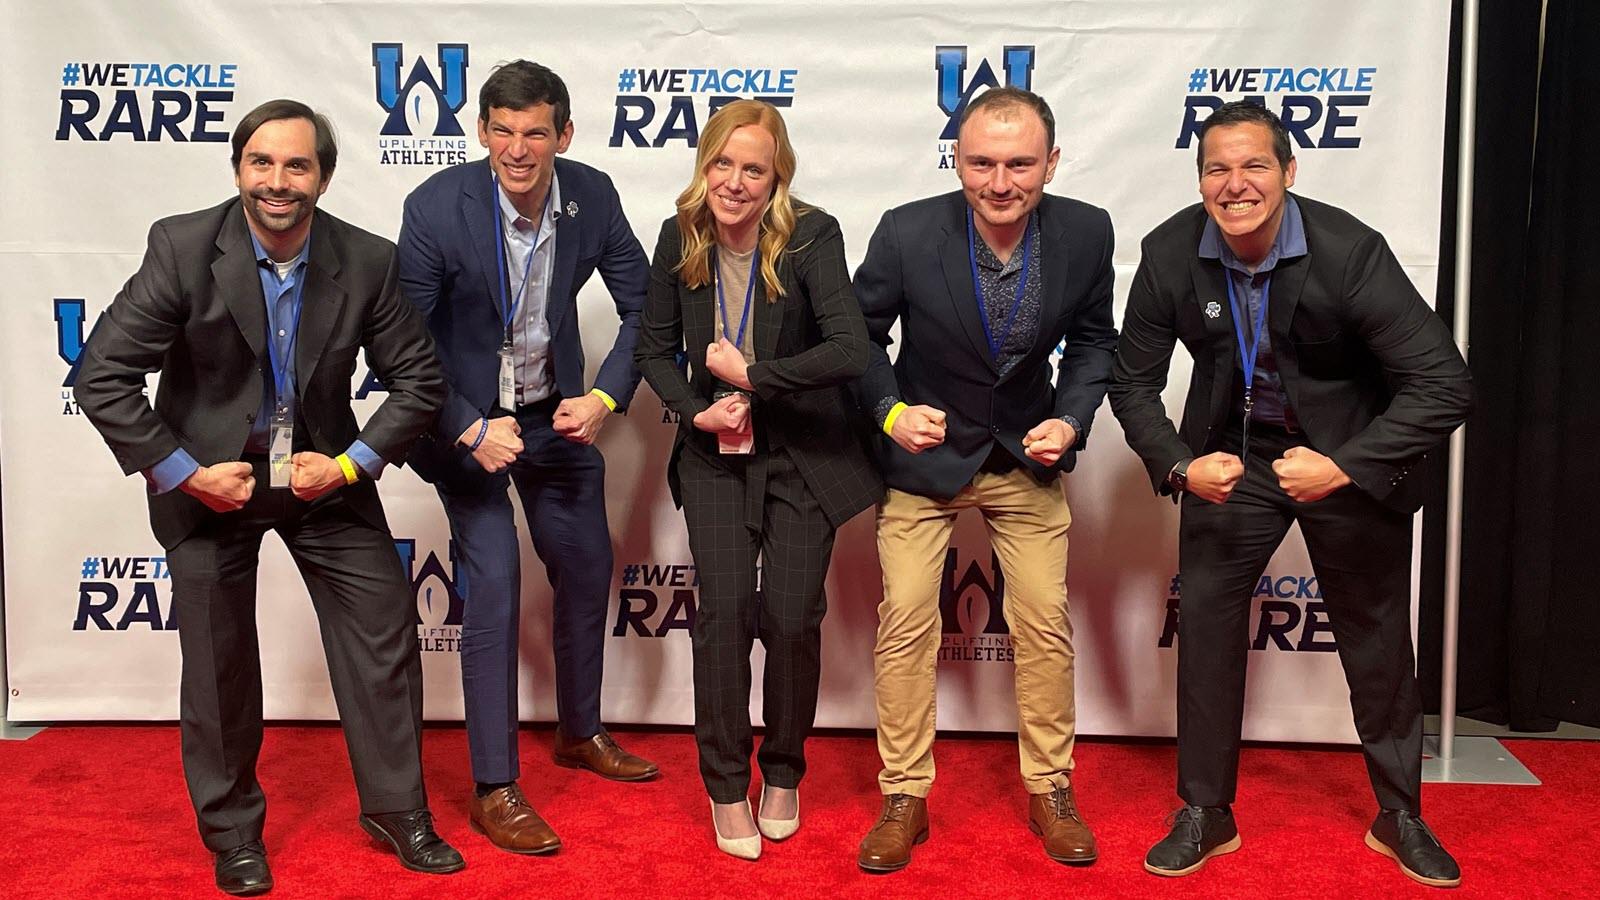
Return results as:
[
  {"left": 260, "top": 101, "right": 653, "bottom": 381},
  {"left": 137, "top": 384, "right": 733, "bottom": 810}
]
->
[{"left": 0, "top": 725, "right": 1592, "bottom": 898}]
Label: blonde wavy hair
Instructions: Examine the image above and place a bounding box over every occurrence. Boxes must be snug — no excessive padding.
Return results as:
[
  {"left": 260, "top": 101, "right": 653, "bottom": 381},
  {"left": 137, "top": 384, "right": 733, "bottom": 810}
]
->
[{"left": 673, "top": 99, "right": 802, "bottom": 300}]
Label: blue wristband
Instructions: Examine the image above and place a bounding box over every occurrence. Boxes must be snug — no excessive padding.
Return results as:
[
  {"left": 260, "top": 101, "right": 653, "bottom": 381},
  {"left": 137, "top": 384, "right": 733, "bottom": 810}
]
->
[{"left": 469, "top": 418, "right": 488, "bottom": 451}]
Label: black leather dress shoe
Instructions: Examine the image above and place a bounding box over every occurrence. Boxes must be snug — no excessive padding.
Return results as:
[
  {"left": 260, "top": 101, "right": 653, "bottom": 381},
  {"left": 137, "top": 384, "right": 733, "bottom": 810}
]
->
[
  {"left": 1144, "top": 805, "right": 1241, "bottom": 876},
  {"left": 1366, "top": 809, "right": 1461, "bottom": 887},
  {"left": 214, "top": 840, "right": 273, "bottom": 896},
  {"left": 359, "top": 809, "right": 466, "bottom": 874}
]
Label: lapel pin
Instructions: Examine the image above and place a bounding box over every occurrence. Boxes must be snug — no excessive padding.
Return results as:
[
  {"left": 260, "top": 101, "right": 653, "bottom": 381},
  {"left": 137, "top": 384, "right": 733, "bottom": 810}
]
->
[
  {"left": 566, "top": 200, "right": 579, "bottom": 219},
  {"left": 1205, "top": 301, "right": 1221, "bottom": 319}
]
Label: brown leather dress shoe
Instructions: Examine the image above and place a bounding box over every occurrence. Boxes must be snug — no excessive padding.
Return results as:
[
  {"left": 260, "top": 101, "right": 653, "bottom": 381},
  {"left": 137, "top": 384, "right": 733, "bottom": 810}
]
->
[
  {"left": 1029, "top": 782, "right": 1098, "bottom": 865},
  {"left": 469, "top": 784, "right": 561, "bottom": 855},
  {"left": 857, "top": 794, "right": 929, "bottom": 873},
  {"left": 552, "top": 728, "right": 660, "bottom": 782}
]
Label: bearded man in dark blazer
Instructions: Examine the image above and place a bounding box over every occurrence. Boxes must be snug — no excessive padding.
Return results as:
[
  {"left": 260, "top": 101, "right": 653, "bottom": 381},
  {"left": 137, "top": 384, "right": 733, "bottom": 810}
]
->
[
  {"left": 75, "top": 99, "right": 461, "bottom": 895},
  {"left": 1109, "top": 101, "right": 1471, "bottom": 888}
]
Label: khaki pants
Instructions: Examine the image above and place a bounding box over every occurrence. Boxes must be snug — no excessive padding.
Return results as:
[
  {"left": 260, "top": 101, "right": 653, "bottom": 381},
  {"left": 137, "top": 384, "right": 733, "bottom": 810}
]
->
[{"left": 873, "top": 468, "right": 1076, "bottom": 797}]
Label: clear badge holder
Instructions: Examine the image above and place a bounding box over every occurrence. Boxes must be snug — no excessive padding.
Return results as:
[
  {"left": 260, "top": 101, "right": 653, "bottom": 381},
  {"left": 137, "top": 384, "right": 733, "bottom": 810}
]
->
[
  {"left": 498, "top": 341, "right": 516, "bottom": 411},
  {"left": 269, "top": 406, "right": 294, "bottom": 488}
]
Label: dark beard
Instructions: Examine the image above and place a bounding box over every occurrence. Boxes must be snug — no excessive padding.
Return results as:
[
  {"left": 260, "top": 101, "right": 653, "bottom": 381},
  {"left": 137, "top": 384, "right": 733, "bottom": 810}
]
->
[{"left": 246, "top": 190, "right": 311, "bottom": 232}]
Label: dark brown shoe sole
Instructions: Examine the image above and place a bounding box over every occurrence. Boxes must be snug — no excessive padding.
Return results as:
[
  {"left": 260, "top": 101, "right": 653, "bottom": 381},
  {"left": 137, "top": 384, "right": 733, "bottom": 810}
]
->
[
  {"left": 358, "top": 817, "right": 468, "bottom": 874},
  {"left": 1142, "top": 833, "right": 1242, "bottom": 877},
  {"left": 469, "top": 816, "right": 562, "bottom": 855},
  {"left": 1029, "top": 820, "right": 1099, "bottom": 866},
  {"left": 857, "top": 827, "right": 929, "bottom": 874},
  {"left": 1364, "top": 830, "right": 1462, "bottom": 888},
  {"left": 552, "top": 753, "right": 660, "bottom": 782}
]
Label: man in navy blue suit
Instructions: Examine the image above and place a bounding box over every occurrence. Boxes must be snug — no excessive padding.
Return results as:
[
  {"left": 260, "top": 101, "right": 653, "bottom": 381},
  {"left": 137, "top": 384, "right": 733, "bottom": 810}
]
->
[{"left": 398, "top": 60, "right": 657, "bottom": 855}]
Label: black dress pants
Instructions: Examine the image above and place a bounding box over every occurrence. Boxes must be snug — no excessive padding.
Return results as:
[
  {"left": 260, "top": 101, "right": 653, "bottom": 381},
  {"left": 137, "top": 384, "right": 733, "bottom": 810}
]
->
[
  {"left": 165, "top": 467, "right": 427, "bottom": 851},
  {"left": 677, "top": 446, "right": 835, "bottom": 804},
  {"left": 1176, "top": 425, "right": 1422, "bottom": 813}
]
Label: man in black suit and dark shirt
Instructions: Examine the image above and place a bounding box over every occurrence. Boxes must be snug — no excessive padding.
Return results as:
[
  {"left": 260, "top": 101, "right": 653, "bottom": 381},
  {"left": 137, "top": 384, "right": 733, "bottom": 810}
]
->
[
  {"left": 74, "top": 99, "right": 462, "bottom": 894},
  {"left": 851, "top": 87, "right": 1118, "bottom": 871},
  {"left": 1109, "top": 102, "right": 1471, "bottom": 887}
]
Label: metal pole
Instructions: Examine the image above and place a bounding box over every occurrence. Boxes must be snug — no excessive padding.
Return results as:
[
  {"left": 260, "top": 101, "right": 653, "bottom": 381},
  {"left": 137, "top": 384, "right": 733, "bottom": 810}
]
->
[{"left": 1439, "top": 0, "right": 1482, "bottom": 761}]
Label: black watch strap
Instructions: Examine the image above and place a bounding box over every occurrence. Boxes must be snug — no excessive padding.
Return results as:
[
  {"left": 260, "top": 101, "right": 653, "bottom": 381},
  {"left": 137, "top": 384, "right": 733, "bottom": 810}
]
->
[{"left": 1168, "top": 457, "right": 1193, "bottom": 491}]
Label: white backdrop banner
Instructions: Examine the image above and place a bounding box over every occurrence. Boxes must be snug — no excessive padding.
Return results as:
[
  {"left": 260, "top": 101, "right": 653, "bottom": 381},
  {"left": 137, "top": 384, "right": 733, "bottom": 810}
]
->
[{"left": 1, "top": 0, "right": 1451, "bottom": 744}]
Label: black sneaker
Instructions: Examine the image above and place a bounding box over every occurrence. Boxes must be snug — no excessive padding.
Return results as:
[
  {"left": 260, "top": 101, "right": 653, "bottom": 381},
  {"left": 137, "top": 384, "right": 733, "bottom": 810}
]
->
[
  {"left": 1143, "top": 805, "right": 1241, "bottom": 876},
  {"left": 1365, "top": 810, "right": 1461, "bottom": 888}
]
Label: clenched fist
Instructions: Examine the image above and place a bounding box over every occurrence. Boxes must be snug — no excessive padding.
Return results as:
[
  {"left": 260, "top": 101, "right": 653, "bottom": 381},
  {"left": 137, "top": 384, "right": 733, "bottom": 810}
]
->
[
  {"left": 1022, "top": 419, "right": 1077, "bottom": 466},
  {"left": 180, "top": 461, "right": 256, "bottom": 512},
  {"left": 1272, "top": 446, "right": 1351, "bottom": 502},
  {"left": 890, "top": 405, "right": 946, "bottom": 454},
  {"left": 1185, "top": 452, "right": 1245, "bottom": 504},
  {"left": 461, "top": 416, "right": 523, "bottom": 473}
]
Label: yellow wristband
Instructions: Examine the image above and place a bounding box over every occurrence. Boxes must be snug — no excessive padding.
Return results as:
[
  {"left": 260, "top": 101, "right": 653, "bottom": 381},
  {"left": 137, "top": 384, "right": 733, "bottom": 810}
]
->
[
  {"left": 335, "top": 453, "right": 358, "bottom": 485},
  {"left": 882, "top": 401, "right": 909, "bottom": 436},
  {"left": 590, "top": 388, "right": 618, "bottom": 412}
]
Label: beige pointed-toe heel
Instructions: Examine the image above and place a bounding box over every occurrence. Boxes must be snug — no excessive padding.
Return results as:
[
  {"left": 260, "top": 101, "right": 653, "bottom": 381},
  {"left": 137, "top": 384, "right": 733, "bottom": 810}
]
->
[
  {"left": 711, "top": 798, "right": 762, "bottom": 860},
  {"left": 757, "top": 786, "right": 800, "bottom": 841}
]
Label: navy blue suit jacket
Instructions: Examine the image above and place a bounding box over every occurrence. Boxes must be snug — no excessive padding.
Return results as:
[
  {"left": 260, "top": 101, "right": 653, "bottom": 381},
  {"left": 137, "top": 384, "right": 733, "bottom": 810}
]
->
[
  {"left": 852, "top": 192, "right": 1119, "bottom": 500},
  {"left": 398, "top": 157, "right": 648, "bottom": 486}
]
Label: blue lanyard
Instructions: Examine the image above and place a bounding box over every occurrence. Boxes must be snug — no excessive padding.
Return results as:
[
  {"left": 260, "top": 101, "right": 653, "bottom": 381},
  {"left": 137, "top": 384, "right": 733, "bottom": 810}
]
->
[
  {"left": 966, "top": 207, "right": 1031, "bottom": 358},
  {"left": 490, "top": 174, "right": 553, "bottom": 339},
  {"left": 715, "top": 246, "right": 759, "bottom": 348},
  {"left": 265, "top": 266, "right": 307, "bottom": 410},
  {"left": 1225, "top": 271, "right": 1271, "bottom": 410}
]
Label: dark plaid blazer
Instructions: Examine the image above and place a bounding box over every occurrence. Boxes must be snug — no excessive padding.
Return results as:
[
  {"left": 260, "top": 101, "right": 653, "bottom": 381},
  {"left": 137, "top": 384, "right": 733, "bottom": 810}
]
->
[{"left": 636, "top": 206, "right": 883, "bottom": 528}]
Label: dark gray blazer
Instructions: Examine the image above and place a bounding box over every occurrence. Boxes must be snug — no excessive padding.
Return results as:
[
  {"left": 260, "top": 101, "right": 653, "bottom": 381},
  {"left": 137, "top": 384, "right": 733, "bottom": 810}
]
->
[{"left": 74, "top": 199, "right": 446, "bottom": 547}]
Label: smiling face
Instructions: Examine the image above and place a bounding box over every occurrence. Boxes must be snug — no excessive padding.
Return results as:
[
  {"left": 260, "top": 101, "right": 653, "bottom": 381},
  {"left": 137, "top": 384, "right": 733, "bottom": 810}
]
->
[
  {"left": 704, "top": 123, "right": 777, "bottom": 249},
  {"left": 234, "top": 116, "right": 327, "bottom": 251},
  {"left": 478, "top": 102, "right": 573, "bottom": 215},
  {"left": 1198, "top": 122, "right": 1297, "bottom": 263},
  {"left": 955, "top": 104, "right": 1059, "bottom": 234}
]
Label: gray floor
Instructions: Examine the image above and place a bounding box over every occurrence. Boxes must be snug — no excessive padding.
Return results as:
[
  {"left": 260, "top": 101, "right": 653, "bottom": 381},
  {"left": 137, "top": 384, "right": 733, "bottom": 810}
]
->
[
  {"left": 1425, "top": 714, "right": 1600, "bottom": 741},
  {"left": 1422, "top": 734, "right": 1541, "bottom": 784}
]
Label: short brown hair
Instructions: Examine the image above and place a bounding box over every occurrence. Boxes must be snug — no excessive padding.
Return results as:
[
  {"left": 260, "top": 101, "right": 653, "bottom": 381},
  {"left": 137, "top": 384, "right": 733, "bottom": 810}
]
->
[
  {"left": 958, "top": 86, "right": 1056, "bottom": 150},
  {"left": 230, "top": 99, "right": 337, "bottom": 181}
]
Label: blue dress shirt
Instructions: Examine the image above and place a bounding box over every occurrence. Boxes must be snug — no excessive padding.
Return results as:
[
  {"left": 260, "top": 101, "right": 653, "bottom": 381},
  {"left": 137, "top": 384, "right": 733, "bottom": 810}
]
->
[{"left": 1198, "top": 194, "right": 1307, "bottom": 429}]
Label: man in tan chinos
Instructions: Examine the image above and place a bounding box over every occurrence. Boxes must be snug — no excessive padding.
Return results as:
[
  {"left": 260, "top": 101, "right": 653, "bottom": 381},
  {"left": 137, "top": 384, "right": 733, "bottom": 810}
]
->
[{"left": 850, "top": 87, "right": 1118, "bottom": 871}]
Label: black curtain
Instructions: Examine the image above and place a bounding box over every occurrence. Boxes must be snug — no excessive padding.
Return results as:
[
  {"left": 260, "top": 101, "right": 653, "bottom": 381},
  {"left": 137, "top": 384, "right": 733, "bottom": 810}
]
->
[{"left": 1439, "top": 0, "right": 1600, "bottom": 730}]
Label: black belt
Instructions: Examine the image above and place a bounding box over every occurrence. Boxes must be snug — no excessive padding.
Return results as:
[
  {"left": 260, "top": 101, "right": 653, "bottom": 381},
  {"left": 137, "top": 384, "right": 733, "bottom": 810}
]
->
[
  {"left": 505, "top": 394, "right": 561, "bottom": 416},
  {"left": 1226, "top": 408, "right": 1300, "bottom": 437}
]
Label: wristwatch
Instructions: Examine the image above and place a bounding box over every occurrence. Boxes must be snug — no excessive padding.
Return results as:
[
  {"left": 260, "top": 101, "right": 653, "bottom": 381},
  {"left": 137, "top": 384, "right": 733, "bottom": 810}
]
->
[{"left": 1168, "top": 458, "right": 1193, "bottom": 493}]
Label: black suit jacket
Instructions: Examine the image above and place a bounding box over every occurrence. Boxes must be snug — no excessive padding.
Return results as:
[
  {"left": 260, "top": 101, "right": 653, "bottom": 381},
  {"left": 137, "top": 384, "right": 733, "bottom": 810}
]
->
[
  {"left": 1108, "top": 194, "right": 1473, "bottom": 513},
  {"left": 75, "top": 199, "right": 446, "bottom": 548},
  {"left": 851, "top": 192, "right": 1119, "bottom": 500},
  {"left": 635, "top": 207, "right": 882, "bottom": 529}
]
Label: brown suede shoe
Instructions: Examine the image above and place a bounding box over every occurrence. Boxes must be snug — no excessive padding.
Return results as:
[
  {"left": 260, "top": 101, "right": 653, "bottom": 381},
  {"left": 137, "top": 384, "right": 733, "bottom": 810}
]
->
[
  {"left": 469, "top": 784, "right": 561, "bottom": 855},
  {"left": 552, "top": 728, "right": 660, "bottom": 782},
  {"left": 1029, "top": 782, "right": 1098, "bottom": 865},
  {"left": 857, "top": 794, "right": 929, "bottom": 873}
]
